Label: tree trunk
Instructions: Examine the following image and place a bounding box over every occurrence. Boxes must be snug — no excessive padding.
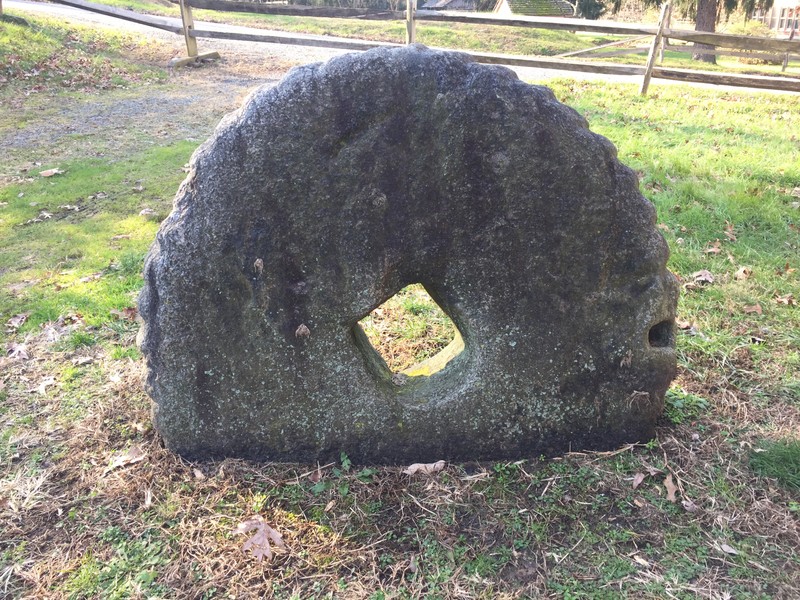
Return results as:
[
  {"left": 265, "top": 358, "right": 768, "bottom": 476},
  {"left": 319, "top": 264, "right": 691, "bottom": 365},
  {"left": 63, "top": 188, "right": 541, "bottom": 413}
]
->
[{"left": 693, "top": 0, "right": 718, "bottom": 64}]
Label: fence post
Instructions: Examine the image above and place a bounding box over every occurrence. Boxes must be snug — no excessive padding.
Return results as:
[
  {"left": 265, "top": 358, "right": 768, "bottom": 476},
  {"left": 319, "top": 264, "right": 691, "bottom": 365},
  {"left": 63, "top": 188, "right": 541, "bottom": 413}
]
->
[
  {"left": 179, "top": 0, "right": 199, "bottom": 58},
  {"left": 641, "top": 2, "right": 670, "bottom": 96},
  {"left": 658, "top": 2, "right": 671, "bottom": 64},
  {"left": 784, "top": 28, "right": 795, "bottom": 72},
  {"left": 406, "top": 0, "right": 416, "bottom": 45}
]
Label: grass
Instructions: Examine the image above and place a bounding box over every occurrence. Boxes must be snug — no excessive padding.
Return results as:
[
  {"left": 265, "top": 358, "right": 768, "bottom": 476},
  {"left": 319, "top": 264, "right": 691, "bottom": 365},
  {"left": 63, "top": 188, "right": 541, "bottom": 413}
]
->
[
  {"left": 69, "top": 0, "right": 614, "bottom": 55},
  {"left": 585, "top": 45, "right": 800, "bottom": 78},
  {"left": 1, "top": 12, "right": 800, "bottom": 600},
  {"left": 751, "top": 440, "right": 800, "bottom": 491},
  {"left": 359, "top": 284, "right": 457, "bottom": 373},
  {"left": 0, "top": 11, "right": 167, "bottom": 93}
]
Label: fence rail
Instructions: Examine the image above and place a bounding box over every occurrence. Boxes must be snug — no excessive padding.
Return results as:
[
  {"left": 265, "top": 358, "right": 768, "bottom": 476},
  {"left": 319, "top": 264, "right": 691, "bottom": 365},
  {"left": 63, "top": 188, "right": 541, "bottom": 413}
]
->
[
  {"left": 53, "top": 0, "right": 183, "bottom": 33},
  {"left": 185, "top": 0, "right": 404, "bottom": 19},
  {"left": 47, "top": 0, "right": 800, "bottom": 94}
]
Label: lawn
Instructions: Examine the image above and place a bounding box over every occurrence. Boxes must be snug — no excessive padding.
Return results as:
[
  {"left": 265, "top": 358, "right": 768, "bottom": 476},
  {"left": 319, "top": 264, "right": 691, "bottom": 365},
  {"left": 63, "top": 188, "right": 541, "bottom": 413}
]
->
[
  {"left": 1, "top": 11, "right": 799, "bottom": 599},
  {"left": 53, "top": 0, "right": 615, "bottom": 55}
]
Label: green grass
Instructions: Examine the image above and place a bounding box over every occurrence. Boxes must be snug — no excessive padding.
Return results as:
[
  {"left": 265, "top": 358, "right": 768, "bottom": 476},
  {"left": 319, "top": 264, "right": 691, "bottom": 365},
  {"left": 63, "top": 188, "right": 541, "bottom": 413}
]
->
[
  {"left": 0, "top": 11, "right": 166, "bottom": 92},
  {"left": 587, "top": 46, "right": 800, "bottom": 77},
  {"left": 71, "top": 0, "right": 611, "bottom": 55},
  {"left": 359, "top": 284, "right": 457, "bottom": 372},
  {"left": 1, "top": 14, "right": 799, "bottom": 600},
  {"left": 0, "top": 144, "right": 191, "bottom": 330},
  {"left": 751, "top": 440, "right": 800, "bottom": 491}
]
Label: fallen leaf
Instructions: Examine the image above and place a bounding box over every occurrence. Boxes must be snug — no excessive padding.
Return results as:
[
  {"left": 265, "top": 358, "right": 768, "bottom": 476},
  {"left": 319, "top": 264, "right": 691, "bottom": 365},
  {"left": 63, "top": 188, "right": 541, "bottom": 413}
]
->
[
  {"left": 633, "top": 555, "right": 650, "bottom": 567},
  {"left": 632, "top": 472, "right": 646, "bottom": 490},
  {"left": 776, "top": 262, "right": 796, "bottom": 277},
  {"left": 743, "top": 304, "right": 762, "bottom": 315},
  {"left": 39, "top": 168, "right": 64, "bottom": 177},
  {"left": 72, "top": 356, "right": 94, "bottom": 366},
  {"left": 681, "top": 498, "right": 700, "bottom": 513},
  {"left": 7, "top": 343, "right": 29, "bottom": 360},
  {"left": 704, "top": 240, "right": 722, "bottom": 254},
  {"left": 105, "top": 445, "right": 146, "bottom": 474},
  {"left": 131, "top": 185, "right": 144, "bottom": 192},
  {"left": 692, "top": 270, "right": 714, "bottom": 285},
  {"left": 144, "top": 488, "right": 153, "bottom": 508},
  {"left": 734, "top": 267, "right": 752, "bottom": 281},
  {"left": 403, "top": 460, "right": 446, "bottom": 476},
  {"left": 717, "top": 543, "right": 739, "bottom": 556},
  {"left": 193, "top": 468, "right": 206, "bottom": 480},
  {"left": 657, "top": 223, "right": 670, "bottom": 231},
  {"left": 644, "top": 464, "right": 662, "bottom": 476},
  {"left": 295, "top": 324, "right": 310, "bottom": 338},
  {"left": 633, "top": 497, "right": 647, "bottom": 508},
  {"left": 663, "top": 473, "right": 678, "bottom": 503},
  {"left": 724, "top": 222, "right": 737, "bottom": 242},
  {"left": 676, "top": 318, "right": 695, "bottom": 330},
  {"left": 139, "top": 208, "right": 157, "bottom": 216},
  {"left": 110, "top": 307, "right": 138, "bottom": 321},
  {"left": 36, "top": 376, "right": 56, "bottom": 395},
  {"left": 235, "top": 516, "right": 285, "bottom": 562},
  {"left": 308, "top": 466, "right": 322, "bottom": 483},
  {"left": 774, "top": 293, "right": 795, "bottom": 306},
  {"left": 79, "top": 272, "right": 103, "bottom": 283},
  {"left": 6, "top": 313, "right": 29, "bottom": 332}
]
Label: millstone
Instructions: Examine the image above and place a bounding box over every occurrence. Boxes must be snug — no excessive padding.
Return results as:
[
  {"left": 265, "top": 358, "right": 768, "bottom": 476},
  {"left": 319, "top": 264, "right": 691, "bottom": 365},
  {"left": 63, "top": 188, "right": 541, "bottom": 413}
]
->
[{"left": 139, "top": 45, "right": 679, "bottom": 463}]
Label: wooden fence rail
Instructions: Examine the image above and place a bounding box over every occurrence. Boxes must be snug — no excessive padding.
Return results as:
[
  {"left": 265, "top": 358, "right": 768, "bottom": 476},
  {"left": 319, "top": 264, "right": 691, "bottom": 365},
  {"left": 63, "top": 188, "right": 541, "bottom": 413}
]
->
[
  {"left": 47, "top": 0, "right": 800, "bottom": 94},
  {"left": 52, "top": 0, "right": 183, "bottom": 34}
]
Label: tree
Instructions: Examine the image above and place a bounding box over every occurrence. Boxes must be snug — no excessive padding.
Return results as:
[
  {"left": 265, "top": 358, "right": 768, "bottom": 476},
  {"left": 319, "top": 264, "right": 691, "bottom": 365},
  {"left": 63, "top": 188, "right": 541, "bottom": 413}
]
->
[
  {"left": 564, "top": 0, "right": 608, "bottom": 19},
  {"left": 612, "top": 0, "right": 774, "bottom": 64}
]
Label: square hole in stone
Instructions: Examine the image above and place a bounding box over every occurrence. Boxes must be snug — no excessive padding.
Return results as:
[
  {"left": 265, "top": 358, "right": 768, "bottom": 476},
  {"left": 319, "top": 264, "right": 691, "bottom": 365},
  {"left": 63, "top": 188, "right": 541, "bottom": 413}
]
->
[{"left": 357, "top": 284, "right": 463, "bottom": 377}]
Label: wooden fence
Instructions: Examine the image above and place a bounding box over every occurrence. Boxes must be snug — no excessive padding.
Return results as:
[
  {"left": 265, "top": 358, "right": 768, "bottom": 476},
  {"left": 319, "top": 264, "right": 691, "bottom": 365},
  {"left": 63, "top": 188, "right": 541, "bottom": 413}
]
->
[{"left": 50, "top": 0, "right": 800, "bottom": 94}]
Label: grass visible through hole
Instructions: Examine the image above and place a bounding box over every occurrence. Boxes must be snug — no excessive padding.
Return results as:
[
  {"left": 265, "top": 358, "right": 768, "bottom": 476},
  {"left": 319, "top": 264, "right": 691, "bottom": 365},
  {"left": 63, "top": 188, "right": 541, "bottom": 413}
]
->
[{"left": 359, "top": 284, "right": 456, "bottom": 373}]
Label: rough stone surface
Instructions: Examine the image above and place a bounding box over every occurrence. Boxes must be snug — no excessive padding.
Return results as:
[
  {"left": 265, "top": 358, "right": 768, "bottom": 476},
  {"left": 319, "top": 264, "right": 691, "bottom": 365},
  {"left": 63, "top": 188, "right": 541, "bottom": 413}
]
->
[{"left": 139, "top": 45, "right": 679, "bottom": 464}]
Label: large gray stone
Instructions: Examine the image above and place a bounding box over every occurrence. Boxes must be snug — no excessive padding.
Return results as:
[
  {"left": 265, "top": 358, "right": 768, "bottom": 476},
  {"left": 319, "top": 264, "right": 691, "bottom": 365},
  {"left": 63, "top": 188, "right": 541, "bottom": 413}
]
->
[{"left": 139, "top": 45, "right": 678, "bottom": 463}]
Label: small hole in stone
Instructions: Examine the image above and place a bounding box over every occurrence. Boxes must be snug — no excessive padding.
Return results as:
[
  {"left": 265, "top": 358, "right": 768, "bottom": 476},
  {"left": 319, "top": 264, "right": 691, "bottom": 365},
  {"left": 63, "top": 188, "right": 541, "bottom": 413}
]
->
[
  {"left": 648, "top": 320, "right": 674, "bottom": 348},
  {"left": 358, "top": 284, "right": 463, "bottom": 377}
]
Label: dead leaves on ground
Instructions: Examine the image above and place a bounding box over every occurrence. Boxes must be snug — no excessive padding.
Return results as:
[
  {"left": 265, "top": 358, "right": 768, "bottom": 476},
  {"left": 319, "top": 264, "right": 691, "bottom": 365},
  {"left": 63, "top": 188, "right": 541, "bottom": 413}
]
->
[
  {"left": 775, "top": 262, "right": 796, "bottom": 277},
  {"left": 110, "top": 307, "right": 138, "bottom": 321},
  {"left": 629, "top": 467, "right": 700, "bottom": 513},
  {"left": 743, "top": 304, "right": 762, "bottom": 315},
  {"left": 7, "top": 343, "right": 30, "bottom": 360},
  {"left": 663, "top": 473, "right": 679, "bottom": 503},
  {"left": 6, "top": 313, "right": 29, "bottom": 333},
  {"left": 403, "top": 460, "right": 446, "bottom": 476},
  {"left": 104, "top": 445, "right": 147, "bottom": 475},
  {"left": 235, "top": 516, "right": 286, "bottom": 562},
  {"left": 774, "top": 293, "right": 795, "bottom": 306}
]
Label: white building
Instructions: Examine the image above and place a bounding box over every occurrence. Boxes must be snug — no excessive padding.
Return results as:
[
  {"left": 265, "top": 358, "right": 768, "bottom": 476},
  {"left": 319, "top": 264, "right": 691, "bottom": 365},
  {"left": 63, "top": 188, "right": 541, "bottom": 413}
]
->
[{"left": 753, "top": 1, "right": 799, "bottom": 37}]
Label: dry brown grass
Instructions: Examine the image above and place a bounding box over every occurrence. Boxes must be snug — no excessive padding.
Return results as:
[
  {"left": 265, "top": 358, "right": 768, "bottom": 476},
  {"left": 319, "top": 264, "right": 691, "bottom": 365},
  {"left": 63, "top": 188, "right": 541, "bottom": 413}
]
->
[{"left": 2, "top": 326, "right": 798, "bottom": 598}]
